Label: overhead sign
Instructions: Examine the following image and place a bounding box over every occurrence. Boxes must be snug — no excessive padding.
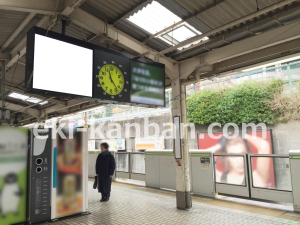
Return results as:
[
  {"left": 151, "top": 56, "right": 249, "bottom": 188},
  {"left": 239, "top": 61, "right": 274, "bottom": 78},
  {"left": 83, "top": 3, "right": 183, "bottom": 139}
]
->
[
  {"left": 26, "top": 27, "right": 94, "bottom": 97},
  {"left": 25, "top": 27, "right": 165, "bottom": 107},
  {"left": 130, "top": 61, "right": 165, "bottom": 106}
]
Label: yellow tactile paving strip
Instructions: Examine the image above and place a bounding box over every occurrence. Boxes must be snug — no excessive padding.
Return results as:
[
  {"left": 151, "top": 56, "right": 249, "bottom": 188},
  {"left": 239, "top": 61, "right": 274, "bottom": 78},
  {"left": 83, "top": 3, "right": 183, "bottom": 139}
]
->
[{"left": 98, "top": 180, "right": 300, "bottom": 222}]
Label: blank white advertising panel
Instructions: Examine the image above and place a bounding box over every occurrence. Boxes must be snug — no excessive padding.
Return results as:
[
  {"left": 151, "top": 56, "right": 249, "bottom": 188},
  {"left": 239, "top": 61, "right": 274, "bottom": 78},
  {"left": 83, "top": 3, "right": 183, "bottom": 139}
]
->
[{"left": 33, "top": 34, "right": 93, "bottom": 97}]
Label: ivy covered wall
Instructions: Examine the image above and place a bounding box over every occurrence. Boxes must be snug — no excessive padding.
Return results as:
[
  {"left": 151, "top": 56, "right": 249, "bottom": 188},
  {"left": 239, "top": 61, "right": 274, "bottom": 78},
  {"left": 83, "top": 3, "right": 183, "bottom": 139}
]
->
[{"left": 186, "top": 79, "right": 286, "bottom": 125}]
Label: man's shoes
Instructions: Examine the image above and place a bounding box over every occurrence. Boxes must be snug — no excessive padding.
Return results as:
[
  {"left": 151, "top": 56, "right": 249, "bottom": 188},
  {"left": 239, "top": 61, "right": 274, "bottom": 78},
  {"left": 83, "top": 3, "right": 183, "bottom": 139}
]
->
[{"left": 100, "top": 197, "right": 109, "bottom": 202}]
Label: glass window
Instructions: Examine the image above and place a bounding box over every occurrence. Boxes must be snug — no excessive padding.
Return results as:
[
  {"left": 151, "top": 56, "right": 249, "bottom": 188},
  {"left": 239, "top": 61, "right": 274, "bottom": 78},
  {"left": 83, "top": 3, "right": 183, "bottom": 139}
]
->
[
  {"left": 250, "top": 157, "right": 292, "bottom": 191},
  {"left": 214, "top": 156, "right": 246, "bottom": 186},
  {"left": 131, "top": 154, "right": 145, "bottom": 174},
  {"left": 115, "top": 153, "right": 129, "bottom": 172}
]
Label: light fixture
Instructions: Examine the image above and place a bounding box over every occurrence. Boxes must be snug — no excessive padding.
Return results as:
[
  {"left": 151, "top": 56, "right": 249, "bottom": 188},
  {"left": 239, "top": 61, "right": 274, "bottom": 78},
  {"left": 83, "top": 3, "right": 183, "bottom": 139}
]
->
[
  {"left": 8, "top": 92, "right": 29, "bottom": 100},
  {"left": 241, "top": 55, "right": 300, "bottom": 72},
  {"left": 26, "top": 97, "right": 43, "bottom": 104},
  {"left": 39, "top": 101, "right": 48, "bottom": 105},
  {"left": 8, "top": 92, "right": 48, "bottom": 105}
]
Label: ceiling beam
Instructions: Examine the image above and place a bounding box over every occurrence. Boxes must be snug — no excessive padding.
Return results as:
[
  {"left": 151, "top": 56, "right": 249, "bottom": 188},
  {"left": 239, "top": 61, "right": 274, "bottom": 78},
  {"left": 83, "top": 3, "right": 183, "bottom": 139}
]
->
[
  {"left": 205, "top": 38, "right": 300, "bottom": 77},
  {"left": 0, "top": 0, "right": 179, "bottom": 79},
  {"left": 5, "top": 0, "right": 87, "bottom": 70},
  {"left": 5, "top": 15, "right": 51, "bottom": 70},
  {"left": 71, "top": 8, "right": 178, "bottom": 79},
  {"left": 40, "top": 99, "right": 88, "bottom": 117},
  {"left": 0, "top": 100, "right": 40, "bottom": 117},
  {"left": 10, "top": 97, "right": 55, "bottom": 116},
  {"left": 158, "top": 0, "right": 298, "bottom": 56},
  {"left": 0, "top": 0, "right": 60, "bottom": 14},
  {"left": 179, "top": 19, "right": 300, "bottom": 78},
  {"left": 1, "top": 12, "right": 36, "bottom": 52},
  {"left": 0, "top": 53, "right": 10, "bottom": 60},
  {"left": 4, "top": 84, "right": 66, "bottom": 106}
]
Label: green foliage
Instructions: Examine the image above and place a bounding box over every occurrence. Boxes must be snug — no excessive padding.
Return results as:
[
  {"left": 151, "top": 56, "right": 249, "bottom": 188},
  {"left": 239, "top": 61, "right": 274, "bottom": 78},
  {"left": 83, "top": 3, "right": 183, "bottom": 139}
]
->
[{"left": 187, "top": 79, "right": 285, "bottom": 125}]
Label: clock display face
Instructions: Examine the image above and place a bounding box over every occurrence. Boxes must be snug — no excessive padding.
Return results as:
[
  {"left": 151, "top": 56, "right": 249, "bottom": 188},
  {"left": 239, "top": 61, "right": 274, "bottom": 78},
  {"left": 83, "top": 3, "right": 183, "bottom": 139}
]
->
[
  {"left": 99, "top": 64, "right": 124, "bottom": 95},
  {"left": 93, "top": 49, "right": 130, "bottom": 102}
]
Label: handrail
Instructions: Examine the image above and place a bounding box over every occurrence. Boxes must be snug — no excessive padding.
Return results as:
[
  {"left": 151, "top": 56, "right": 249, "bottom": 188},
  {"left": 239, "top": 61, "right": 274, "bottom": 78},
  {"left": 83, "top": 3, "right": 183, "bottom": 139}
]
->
[
  {"left": 214, "top": 153, "right": 246, "bottom": 157},
  {"left": 249, "top": 154, "right": 289, "bottom": 158}
]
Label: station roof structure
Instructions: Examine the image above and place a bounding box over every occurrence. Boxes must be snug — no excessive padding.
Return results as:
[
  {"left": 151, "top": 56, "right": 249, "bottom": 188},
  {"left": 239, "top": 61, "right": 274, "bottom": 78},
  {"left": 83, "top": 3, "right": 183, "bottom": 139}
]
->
[{"left": 1, "top": 0, "right": 300, "bottom": 125}]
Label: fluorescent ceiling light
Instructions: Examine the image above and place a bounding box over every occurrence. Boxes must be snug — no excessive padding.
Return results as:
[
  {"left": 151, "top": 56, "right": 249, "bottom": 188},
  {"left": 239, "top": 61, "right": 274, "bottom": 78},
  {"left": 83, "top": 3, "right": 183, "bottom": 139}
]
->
[
  {"left": 127, "top": 1, "right": 208, "bottom": 50},
  {"left": 8, "top": 92, "right": 47, "bottom": 105},
  {"left": 39, "top": 101, "right": 48, "bottom": 105},
  {"left": 8, "top": 92, "right": 29, "bottom": 100},
  {"left": 26, "top": 97, "right": 42, "bottom": 104},
  {"left": 242, "top": 55, "right": 300, "bottom": 72}
]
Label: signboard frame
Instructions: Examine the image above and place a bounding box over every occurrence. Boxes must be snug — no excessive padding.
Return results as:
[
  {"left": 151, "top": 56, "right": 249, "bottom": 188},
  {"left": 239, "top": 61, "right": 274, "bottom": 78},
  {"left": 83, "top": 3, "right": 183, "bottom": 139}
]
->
[
  {"left": 173, "top": 116, "right": 182, "bottom": 159},
  {"left": 25, "top": 26, "right": 166, "bottom": 107}
]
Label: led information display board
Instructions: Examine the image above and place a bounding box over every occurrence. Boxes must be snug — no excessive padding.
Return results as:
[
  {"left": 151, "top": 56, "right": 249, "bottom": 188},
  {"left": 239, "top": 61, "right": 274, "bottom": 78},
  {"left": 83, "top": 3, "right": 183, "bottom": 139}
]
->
[
  {"left": 130, "top": 61, "right": 165, "bottom": 106},
  {"left": 26, "top": 27, "right": 165, "bottom": 107}
]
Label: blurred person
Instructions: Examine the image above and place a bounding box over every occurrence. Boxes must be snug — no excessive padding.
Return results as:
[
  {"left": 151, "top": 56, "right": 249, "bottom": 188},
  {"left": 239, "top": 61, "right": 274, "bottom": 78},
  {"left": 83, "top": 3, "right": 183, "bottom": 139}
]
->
[
  {"left": 208, "top": 133, "right": 271, "bottom": 187},
  {"left": 96, "top": 143, "right": 116, "bottom": 202}
]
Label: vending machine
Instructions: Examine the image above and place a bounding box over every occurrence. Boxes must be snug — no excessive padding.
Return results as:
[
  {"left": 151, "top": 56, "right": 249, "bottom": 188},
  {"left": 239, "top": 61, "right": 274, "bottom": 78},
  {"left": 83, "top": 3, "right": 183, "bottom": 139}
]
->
[
  {"left": 51, "top": 127, "right": 89, "bottom": 220},
  {"left": 0, "top": 128, "right": 28, "bottom": 225},
  {"left": 27, "top": 128, "right": 52, "bottom": 224}
]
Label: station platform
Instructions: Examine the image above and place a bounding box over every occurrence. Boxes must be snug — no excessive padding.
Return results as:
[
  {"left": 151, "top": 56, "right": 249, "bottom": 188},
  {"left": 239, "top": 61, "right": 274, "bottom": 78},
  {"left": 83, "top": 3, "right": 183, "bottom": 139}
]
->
[{"left": 39, "top": 180, "right": 300, "bottom": 225}]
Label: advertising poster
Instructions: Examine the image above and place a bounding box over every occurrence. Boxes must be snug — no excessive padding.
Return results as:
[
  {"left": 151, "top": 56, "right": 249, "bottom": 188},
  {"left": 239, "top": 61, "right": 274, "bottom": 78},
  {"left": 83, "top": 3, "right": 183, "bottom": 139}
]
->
[
  {"left": 198, "top": 131, "right": 275, "bottom": 188},
  {"left": 0, "top": 128, "right": 28, "bottom": 225},
  {"left": 135, "top": 137, "right": 164, "bottom": 150},
  {"left": 56, "top": 129, "right": 83, "bottom": 218},
  {"left": 88, "top": 140, "right": 95, "bottom": 151},
  {"left": 95, "top": 139, "right": 125, "bottom": 151}
]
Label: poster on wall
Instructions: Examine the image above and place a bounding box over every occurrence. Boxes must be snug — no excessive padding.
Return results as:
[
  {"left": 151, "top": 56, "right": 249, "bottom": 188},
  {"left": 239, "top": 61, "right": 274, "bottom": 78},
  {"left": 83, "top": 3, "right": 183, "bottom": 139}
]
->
[
  {"left": 135, "top": 137, "right": 164, "bottom": 150},
  {"left": 56, "top": 129, "right": 83, "bottom": 218},
  {"left": 0, "top": 128, "right": 28, "bottom": 225},
  {"left": 95, "top": 139, "right": 126, "bottom": 151},
  {"left": 88, "top": 140, "right": 95, "bottom": 151},
  {"left": 198, "top": 130, "right": 275, "bottom": 189}
]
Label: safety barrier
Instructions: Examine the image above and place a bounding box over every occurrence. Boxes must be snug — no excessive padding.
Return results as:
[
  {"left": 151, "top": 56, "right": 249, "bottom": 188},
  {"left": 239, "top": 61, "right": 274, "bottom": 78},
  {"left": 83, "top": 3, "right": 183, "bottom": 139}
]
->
[
  {"left": 91, "top": 149, "right": 300, "bottom": 212},
  {"left": 213, "top": 153, "right": 293, "bottom": 203},
  {"left": 114, "top": 152, "right": 146, "bottom": 181}
]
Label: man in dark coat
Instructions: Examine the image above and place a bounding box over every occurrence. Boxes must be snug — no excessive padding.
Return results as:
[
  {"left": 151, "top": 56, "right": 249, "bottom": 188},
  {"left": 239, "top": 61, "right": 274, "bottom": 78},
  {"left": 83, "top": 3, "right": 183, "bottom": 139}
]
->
[{"left": 96, "top": 142, "right": 116, "bottom": 202}]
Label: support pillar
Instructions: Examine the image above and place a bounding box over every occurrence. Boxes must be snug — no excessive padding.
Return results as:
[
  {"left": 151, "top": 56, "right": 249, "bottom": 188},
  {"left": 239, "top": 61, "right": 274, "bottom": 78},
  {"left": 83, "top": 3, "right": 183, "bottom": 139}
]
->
[{"left": 171, "top": 78, "right": 192, "bottom": 209}]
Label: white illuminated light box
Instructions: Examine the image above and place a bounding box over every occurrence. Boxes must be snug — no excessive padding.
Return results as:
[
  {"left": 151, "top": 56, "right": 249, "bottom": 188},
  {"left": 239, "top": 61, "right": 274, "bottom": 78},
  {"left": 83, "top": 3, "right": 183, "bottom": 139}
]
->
[
  {"left": 33, "top": 34, "right": 93, "bottom": 97},
  {"left": 135, "top": 137, "right": 164, "bottom": 150}
]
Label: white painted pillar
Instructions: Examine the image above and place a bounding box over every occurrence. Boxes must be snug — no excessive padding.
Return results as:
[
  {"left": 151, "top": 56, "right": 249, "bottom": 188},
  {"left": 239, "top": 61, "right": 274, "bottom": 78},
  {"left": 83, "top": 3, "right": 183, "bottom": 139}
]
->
[{"left": 171, "top": 77, "right": 192, "bottom": 209}]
